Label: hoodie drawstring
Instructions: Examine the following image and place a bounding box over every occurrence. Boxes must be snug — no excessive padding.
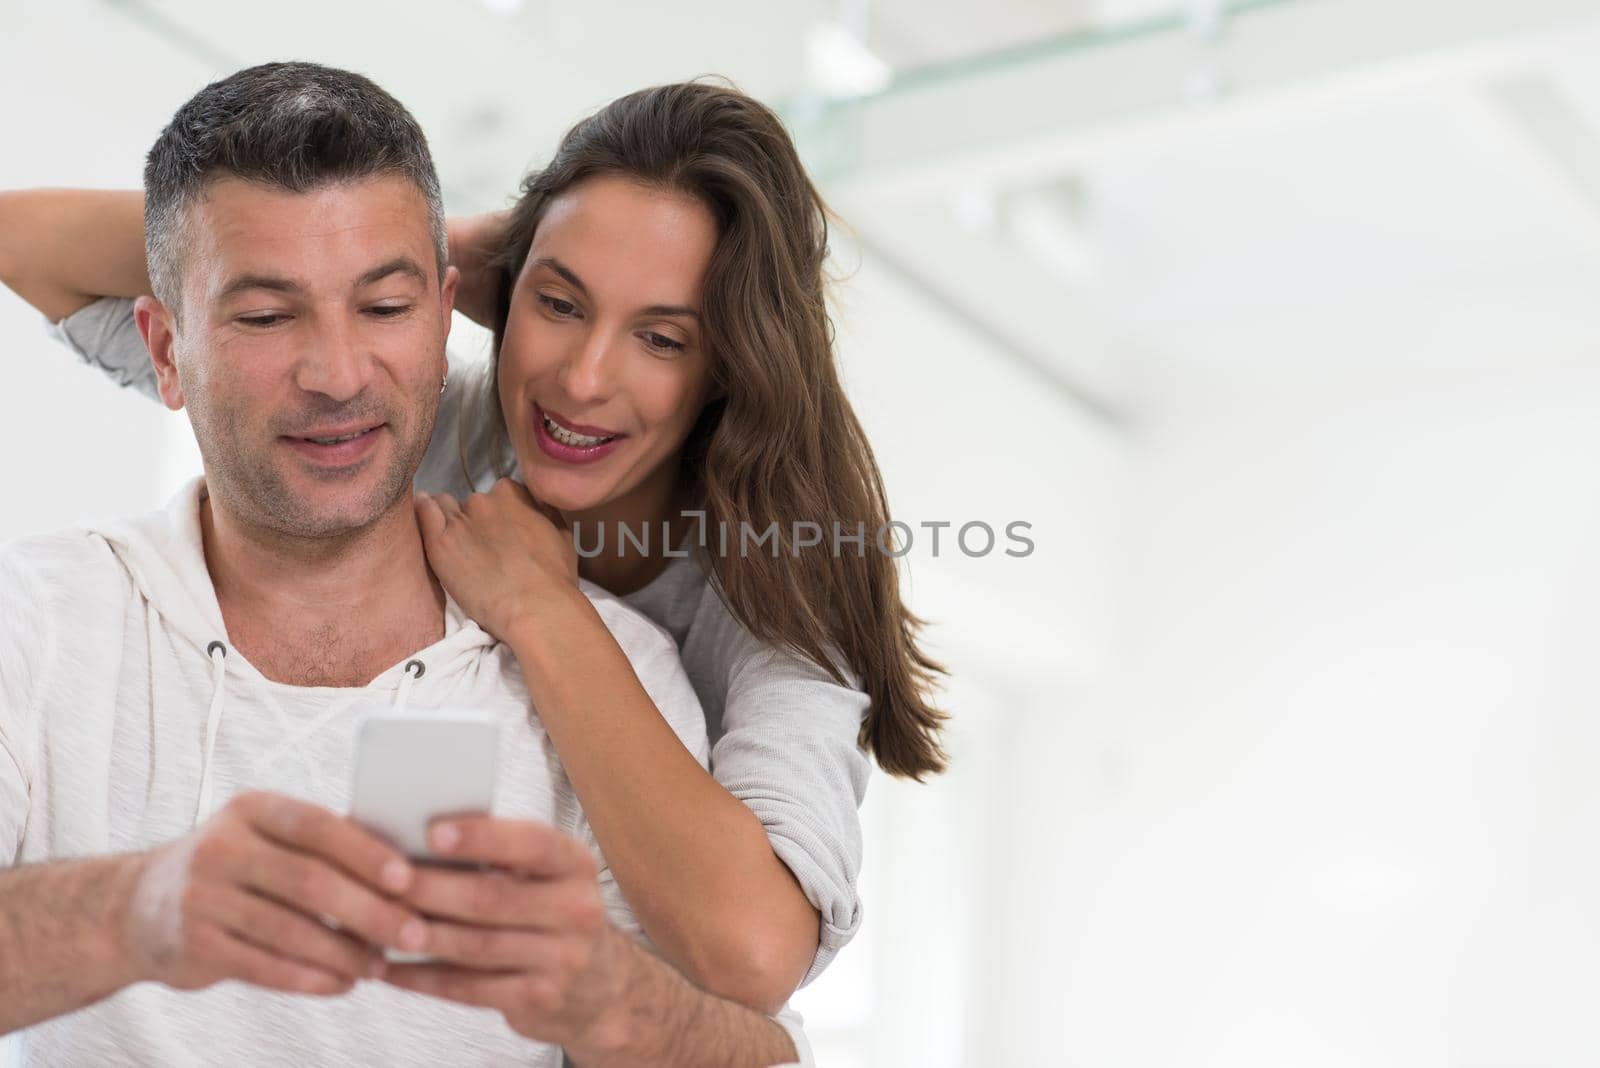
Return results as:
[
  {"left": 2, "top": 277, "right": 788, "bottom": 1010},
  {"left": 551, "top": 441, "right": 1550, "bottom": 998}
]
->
[
  {"left": 392, "top": 658, "right": 425, "bottom": 717},
  {"left": 194, "top": 641, "right": 229, "bottom": 826}
]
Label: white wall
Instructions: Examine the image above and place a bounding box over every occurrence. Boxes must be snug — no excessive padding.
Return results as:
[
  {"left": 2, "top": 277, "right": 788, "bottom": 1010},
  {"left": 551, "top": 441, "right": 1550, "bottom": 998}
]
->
[
  {"left": 0, "top": 0, "right": 208, "bottom": 537},
  {"left": 809, "top": 256, "right": 1600, "bottom": 1066},
  {"left": 1030, "top": 349, "right": 1600, "bottom": 1067}
]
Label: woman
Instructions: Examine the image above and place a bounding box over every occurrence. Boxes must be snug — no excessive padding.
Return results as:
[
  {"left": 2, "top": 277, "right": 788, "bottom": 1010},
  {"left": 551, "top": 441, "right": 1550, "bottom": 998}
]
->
[{"left": 0, "top": 81, "right": 947, "bottom": 1015}]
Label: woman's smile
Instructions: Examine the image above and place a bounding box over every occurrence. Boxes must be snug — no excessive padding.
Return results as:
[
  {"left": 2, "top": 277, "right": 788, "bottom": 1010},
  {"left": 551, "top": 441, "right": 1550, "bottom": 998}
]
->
[{"left": 531, "top": 402, "right": 627, "bottom": 464}]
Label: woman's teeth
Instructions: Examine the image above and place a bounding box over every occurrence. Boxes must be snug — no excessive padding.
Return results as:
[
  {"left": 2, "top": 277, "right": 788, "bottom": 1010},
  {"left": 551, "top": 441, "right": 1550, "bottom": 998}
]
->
[{"left": 544, "top": 414, "right": 616, "bottom": 448}]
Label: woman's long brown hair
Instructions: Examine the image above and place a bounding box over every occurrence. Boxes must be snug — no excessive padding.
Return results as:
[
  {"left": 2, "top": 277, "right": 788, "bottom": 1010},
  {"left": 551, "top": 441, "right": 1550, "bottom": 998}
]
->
[{"left": 478, "top": 81, "right": 948, "bottom": 779}]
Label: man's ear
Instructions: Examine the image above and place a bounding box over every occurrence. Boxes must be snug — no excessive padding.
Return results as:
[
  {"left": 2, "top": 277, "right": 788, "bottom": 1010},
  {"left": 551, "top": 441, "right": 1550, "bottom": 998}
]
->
[
  {"left": 134, "top": 295, "right": 185, "bottom": 411},
  {"left": 440, "top": 264, "right": 460, "bottom": 333}
]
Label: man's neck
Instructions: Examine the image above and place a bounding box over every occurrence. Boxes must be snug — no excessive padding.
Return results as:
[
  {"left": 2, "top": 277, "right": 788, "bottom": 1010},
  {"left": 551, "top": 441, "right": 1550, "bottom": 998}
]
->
[{"left": 200, "top": 488, "right": 446, "bottom": 688}]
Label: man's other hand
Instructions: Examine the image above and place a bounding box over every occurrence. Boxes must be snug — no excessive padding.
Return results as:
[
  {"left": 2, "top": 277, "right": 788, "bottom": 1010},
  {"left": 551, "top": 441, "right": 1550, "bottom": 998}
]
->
[{"left": 122, "top": 791, "right": 425, "bottom": 996}]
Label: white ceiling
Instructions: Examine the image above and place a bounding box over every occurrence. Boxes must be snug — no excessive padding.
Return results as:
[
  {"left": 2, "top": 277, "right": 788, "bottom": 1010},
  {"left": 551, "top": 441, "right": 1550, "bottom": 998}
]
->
[
  {"left": 803, "top": 0, "right": 1600, "bottom": 416},
  {"left": 16, "top": 0, "right": 1600, "bottom": 423},
  {"left": 94, "top": 0, "right": 1199, "bottom": 208}
]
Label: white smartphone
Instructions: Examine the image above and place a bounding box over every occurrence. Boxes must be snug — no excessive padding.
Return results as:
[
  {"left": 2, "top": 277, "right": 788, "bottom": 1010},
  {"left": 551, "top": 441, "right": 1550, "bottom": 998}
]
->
[
  {"left": 349, "top": 712, "right": 500, "bottom": 863},
  {"left": 347, "top": 712, "right": 499, "bottom": 963}
]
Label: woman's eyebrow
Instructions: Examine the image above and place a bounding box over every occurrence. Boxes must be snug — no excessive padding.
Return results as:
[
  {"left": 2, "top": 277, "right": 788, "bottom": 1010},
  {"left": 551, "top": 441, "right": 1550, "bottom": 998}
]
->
[
  {"left": 531, "top": 256, "right": 588, "bottom": 295},
  {"left": 641, "top": 303, "right": 700, "bottom": 321},
  {"left": 533, "top": 256, "right": 699, "bottom": 320}
]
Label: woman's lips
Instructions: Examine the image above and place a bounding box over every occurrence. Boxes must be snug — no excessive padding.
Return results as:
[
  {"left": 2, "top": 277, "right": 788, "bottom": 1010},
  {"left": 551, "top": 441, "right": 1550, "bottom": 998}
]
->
[
  {"left": 540, "top": 406, "right": 621, "bottom": 438},
  {"left": 532, "top": 405, "right": 625, "bottom": 465}
]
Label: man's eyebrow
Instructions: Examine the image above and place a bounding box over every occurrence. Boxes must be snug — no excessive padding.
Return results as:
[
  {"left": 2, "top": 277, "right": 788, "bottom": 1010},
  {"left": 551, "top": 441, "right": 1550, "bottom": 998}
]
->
[
  {"left": 218, "top": 273, "right": 304, "bottom": 300},
  {"left": 357, "top": 256, "right": 429, "bottom": 289},
  {"left": 531, "top": 256, "right": 700, "bottom": 321},
  {"left": 215, "top": 257, "right": 428, "bottom": 302}
]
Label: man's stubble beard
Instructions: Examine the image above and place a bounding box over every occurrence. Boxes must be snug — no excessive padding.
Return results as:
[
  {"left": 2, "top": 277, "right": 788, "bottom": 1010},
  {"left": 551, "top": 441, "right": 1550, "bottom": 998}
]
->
[{"left": 188, "top": 376, "right": 439, "bottom": 543}]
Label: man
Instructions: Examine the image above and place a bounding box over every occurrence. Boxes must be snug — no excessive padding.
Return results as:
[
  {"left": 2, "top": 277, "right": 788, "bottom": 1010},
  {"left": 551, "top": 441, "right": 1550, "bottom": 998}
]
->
[{"left": 0, "top": 62, "right": 803, "bottom": 1067}]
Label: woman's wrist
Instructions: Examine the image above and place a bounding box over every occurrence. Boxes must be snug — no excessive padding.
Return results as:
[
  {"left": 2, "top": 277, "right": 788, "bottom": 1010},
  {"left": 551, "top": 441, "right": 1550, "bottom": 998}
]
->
[{"left": 502, "top": 583, "right": 604, "bottom": 673}]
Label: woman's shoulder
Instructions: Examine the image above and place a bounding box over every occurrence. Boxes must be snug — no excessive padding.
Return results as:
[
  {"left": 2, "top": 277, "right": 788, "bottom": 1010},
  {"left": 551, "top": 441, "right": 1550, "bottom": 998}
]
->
[
  {"left": 679, "top": 561, "right": 873, "bottom": 809},
  {"left": 669, "top": 558, "right": 867, "bottom": 699},
  {"left": 581, "top": 576, "right": 681, "bottom": 659}
]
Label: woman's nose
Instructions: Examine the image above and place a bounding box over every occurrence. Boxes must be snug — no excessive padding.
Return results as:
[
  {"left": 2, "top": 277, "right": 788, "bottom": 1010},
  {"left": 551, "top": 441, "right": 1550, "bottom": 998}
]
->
[{"left": 556, "top": 329, "right": 619, "bottom": 405}]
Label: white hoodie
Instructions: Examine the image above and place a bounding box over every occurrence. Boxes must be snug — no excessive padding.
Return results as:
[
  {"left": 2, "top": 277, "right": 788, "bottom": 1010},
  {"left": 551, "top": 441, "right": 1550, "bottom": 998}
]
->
[{"left": 0, "top": 478, "right": 710, "bottom": 1066}]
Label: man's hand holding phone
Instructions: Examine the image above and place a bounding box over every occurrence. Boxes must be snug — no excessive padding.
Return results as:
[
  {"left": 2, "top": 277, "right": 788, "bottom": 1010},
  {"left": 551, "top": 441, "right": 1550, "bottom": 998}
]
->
[
  {"left": 122, "top": 792, "right": 427, "bottom": 996},
  {"left": 345, "top": 712, "right": 641, "bottom": 1052},
  {"left": 382, "top": 817, "right": 632, "bottom": 1052}
]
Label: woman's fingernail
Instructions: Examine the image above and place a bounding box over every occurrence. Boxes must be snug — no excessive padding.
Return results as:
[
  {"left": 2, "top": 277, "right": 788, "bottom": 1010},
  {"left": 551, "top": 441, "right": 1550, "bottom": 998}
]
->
[
  {"left": 431, "top": 823, "right": 460, "bottom": 852},
  {"left": 381, "top": 858, "right": 413, "bottom": 892}
]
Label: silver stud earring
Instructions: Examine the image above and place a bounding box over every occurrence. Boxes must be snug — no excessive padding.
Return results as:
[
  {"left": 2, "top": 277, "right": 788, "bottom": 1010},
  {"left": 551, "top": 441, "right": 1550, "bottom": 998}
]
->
[{"left": 440, "top": 374, "right": 448, "bottom": 395}]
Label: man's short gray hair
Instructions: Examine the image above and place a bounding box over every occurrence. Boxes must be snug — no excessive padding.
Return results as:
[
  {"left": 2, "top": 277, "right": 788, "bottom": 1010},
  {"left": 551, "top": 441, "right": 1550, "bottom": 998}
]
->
[{"left": 143, "top": 61, "right": 447, "bottom": 312}]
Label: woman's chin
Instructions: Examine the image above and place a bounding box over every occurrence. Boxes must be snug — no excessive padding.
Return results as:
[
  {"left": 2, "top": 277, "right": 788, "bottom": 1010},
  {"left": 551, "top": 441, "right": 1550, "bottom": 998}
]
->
[{"left": 515, "top": 465, "right": 608, "bottom": 515}]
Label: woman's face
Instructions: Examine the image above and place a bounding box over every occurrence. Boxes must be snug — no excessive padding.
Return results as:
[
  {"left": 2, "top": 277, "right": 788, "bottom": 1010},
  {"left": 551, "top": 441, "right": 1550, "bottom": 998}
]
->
[{"left": 497, "top": 175, "right": 718, "bottom": 520}]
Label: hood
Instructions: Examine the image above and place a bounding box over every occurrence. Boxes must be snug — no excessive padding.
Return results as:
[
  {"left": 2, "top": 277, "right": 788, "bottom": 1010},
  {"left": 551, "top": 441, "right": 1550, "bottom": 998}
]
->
[{"left": 90, "top": 477, "right": 500, "bottom": 825}]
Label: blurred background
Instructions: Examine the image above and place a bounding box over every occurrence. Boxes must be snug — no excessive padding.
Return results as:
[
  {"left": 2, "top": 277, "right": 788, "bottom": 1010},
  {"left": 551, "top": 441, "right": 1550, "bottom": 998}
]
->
[{"left": 5, "top": 0, "right": 1600, "bottom": 1064}]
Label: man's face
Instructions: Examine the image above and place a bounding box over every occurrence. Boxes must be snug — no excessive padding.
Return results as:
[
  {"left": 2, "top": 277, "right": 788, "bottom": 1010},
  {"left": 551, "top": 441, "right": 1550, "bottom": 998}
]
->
[{"left": 144, "top": 175, "right": 456, "bottom": 539}]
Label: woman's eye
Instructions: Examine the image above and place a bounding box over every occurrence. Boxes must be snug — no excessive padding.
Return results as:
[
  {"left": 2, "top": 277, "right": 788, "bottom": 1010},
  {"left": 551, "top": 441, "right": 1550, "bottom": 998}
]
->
[
  {"left": 537, "top": 293, "right": 579, "bottom": 317},
  {"left": 643, "top": 332, "right": 687, "bottom": 353}
]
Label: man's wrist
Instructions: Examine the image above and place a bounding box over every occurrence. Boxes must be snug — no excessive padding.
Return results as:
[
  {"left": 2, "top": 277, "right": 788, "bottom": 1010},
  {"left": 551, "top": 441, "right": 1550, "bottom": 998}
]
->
[
  {"left": 566, "top": 926, "right": 657, "bottom": 1066},
  {"left": 103, "top": 851, "right": 152, "bottom": 990},
  {"left": 564, "top": 926, "right": 799, "bottom": 1068}
]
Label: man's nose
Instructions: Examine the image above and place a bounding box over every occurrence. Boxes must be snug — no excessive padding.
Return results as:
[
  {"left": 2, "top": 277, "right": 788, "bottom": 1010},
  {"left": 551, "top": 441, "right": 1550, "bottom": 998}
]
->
[{"left": 294, "top": 316, "right": 374, "bottom": 402}]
